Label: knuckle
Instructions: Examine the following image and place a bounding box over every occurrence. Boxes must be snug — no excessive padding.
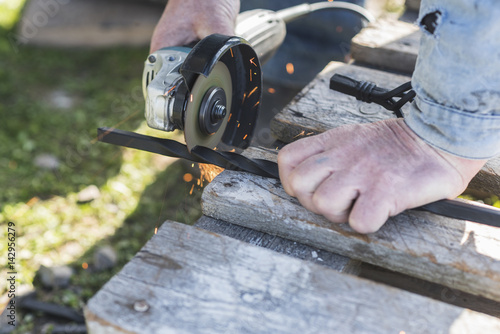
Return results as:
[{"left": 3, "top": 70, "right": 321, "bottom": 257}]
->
[
  {"left": 311, "top": 192, "right": 347, "bottom": 222},
  {"left": 277, "top": 146, "right": 293, "bottom": 166},
  {"left": 288, "top": 173, "right": 304, "bottom": 196},
  {"left": 311, "top": 192, "right": 329, "bottom": 213}
]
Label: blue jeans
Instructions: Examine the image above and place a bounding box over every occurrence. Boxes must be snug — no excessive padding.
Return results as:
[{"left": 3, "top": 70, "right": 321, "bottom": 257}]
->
[{"left": 405, "top": 0, "right": 500, "bottom": 159}]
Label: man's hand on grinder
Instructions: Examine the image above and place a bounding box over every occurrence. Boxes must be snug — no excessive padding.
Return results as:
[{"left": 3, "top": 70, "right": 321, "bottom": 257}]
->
[
  {"left": 150, "top": 0, "right": 240, "bottom": 52},
  {"left": 278, "top": 118, "right": 486, "bottom": 233}
]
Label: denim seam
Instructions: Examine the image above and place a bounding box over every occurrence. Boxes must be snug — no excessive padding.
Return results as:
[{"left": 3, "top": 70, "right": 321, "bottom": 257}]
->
[{"left": 417, "top": 94, "right": 500, "bottom": 120}]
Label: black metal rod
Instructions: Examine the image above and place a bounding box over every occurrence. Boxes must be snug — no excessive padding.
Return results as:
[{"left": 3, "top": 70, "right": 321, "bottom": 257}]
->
[{"left": 97, "top": 127, "right": 500, "bottom": 228}]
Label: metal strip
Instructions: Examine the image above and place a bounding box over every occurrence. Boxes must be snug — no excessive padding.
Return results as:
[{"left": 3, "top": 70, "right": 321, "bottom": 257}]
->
[{"left": 97, "top": 127, "right": 500, "bottom": 228}]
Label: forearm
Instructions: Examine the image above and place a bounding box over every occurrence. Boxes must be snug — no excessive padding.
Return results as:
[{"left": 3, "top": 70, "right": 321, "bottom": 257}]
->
[{"left": 405, "top": 0, "right": 500, "bottom": 160}]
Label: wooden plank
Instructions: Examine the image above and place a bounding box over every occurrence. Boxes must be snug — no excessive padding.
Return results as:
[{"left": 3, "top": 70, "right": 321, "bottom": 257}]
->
[
  {"left": 467, "top": 158, "right": 500, "bottom": 198},
  {"left": 85, "top": 221, "right": 500, "bottom": 333},
  {"left": 351, "top": 19, "right": 420, "bottom": 73},
  {"left": 270, "top": 61, "right": 500, "bottom": 197},
  {"left": 202, "top": 170, "right": 500, "bottom": 302},
  {"left": 358, "top": 263, "right": 500, "bottom": 318},
  {"left": 270, "top": 62, "right": 411, "bottom": 143},
  {"left": 195, "top": 215, "right": 361, "bottom": 274}
]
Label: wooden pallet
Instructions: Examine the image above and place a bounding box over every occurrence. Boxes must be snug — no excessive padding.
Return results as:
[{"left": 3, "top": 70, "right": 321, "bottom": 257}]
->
[
  {"left": 351, "top": 19, "right": 420, "bottom": 74},
  {"left": 85, "top": 220, "right": 500, "bottom": 333},
  {"left": 85, "top": 14, "right": 500, "bottom": 333},
  {"left": 202, "top": 168, "right": 500, "bottom": 302}
]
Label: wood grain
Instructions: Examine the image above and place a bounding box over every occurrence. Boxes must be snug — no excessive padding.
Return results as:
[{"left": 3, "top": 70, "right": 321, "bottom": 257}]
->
[
  {"left": 270, "top": 61, "right": 411, "bottom": 144},
  {"left": 351, "top": 19, "right": 420, "bottom": 74},
  {"left": 270, "top": 61, "right": 500, "bottom": 197},
  {"left": 194, "top": 215, "right": 360, "bottom": 275},
  {"left": 85, "top": 221, "right": 500, "bottom": 333},
  {"left": 202, "top": 171, "right": 500, "bottom": 302}
]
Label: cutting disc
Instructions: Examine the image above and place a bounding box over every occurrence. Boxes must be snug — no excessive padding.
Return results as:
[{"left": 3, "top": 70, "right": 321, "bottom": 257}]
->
[{"left": 184, "top": 61, "right": 233, "bottom": 151}]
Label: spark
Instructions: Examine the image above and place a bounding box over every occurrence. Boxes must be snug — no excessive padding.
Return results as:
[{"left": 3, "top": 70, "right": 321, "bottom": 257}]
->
[
  {"left": 242, "top": 92, "right": 247, "bottom": 105},
  {"left": 82, "top": 263, "right": 88, "bottom": 270},
  {"left": 248, "top": 86, "right": 258, "bottom": 98},
  {"left": 286, "top": 63, "right": 294, "bottom": 75},
  {"left": 91, "top": 109, "right": 141, "bottom": 144},
  {"left": 250, "top": 69, "right": 253, "bottom": 82},
  {"left": 237, "top": 122, "right": 240, "bottom": 128},
  {"left": 164, "top": 85, "right": 177, "bottom": 96},
  {"left": 190, "top": 94, "right": 193, "bottom": 102},
  {"left": 228, "top": 113, "right": 232, "bottom": 122},
  {"left": 154, "top": 227, "right": 158, "bottom": 234},
  {"left": 243, "top": 134, "right": 248, "bottom": 140},
  {"left": 183, "top": 173, "right": 193, "bottom": 182},
  {"left": 189, "top": 184, "right": 195, "bottom": 195},
  {"left": 198, "top": 163, "right": 224, "bottom": 185},
  {"left": 267, "top": 87, "right": 276, "bottom": 94},
  {"left": 230, "top": 48, "right": 234, "bottom": 57},
  {"left": 253, "top": 101, "right": 260, "bottom": 108},
  {"left": 293, "top": 130, "right": 306, "bottom": 139},
  {"left": 249, "top": 57, "right": 257, "bottom": 67}
]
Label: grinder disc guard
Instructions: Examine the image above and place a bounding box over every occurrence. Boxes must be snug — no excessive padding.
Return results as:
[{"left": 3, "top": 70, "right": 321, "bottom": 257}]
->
[{"left": 180, "top": 34, "right": 262, "bottom": 151}]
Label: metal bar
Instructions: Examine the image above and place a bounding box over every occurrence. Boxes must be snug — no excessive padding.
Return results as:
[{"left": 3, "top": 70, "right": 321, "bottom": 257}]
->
[{"left": 97, "top": 127, "right": 500, "bottom": 228}]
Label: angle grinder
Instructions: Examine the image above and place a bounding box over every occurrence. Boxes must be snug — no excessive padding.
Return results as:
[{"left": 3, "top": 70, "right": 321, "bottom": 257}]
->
[{"left": 142, "top": 3, "right": 374, "bottom": 151}]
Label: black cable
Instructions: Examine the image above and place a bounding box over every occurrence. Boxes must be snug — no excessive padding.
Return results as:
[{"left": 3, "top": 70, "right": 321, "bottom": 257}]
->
[{"left": 330, "top": 74, "right": 416, "bottom": 118}]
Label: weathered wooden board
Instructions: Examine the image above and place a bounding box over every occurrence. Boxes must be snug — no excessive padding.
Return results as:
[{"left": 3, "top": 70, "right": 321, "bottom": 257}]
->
[
  {"left": 351, "top": 19, "right": 420, "bottom": 73},
  {"left": 270, "top": 61, "right": 411, "bottom": 143},
  {"left": 202, "top": 170, "right": 500, "bottom": 302},
  {"left": 358, "top": 263, "right": 500, "bottom": 318},
  {"left": 195, "top": 215, "right": 361, "bottom": 274},
  {"left": 85, "top": 221, "right": 500, "bottom": 333},
  {"left": 270, "top": 61, "right": 500, "bottom": 197}
]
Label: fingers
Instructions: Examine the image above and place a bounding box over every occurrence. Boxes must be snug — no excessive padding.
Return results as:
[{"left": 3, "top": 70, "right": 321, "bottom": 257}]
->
[
  {"left": 278, "top": 133, "right": 331, "bottom": 196},
  {"left": 349, "top": 191, "right": 397, "bottom": 234},
  {"left": 278, "top": 118, "right": 486, "bottom": 235},
  {"left": 311, "top": 172, "right": 360, "bottom": 223},
  {"left": 281, "top": 154, "right": 335, "bottom": 212}
]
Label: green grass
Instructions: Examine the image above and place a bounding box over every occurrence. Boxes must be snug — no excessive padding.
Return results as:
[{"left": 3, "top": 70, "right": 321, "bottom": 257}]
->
[{"left": 0, "top": 6, "right": 203, "bottom": 330}]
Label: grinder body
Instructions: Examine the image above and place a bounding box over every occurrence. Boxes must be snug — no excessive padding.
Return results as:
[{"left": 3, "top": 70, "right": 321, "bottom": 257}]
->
[{"left": 142, "top": 9, "right": 287, "bottom": 150}]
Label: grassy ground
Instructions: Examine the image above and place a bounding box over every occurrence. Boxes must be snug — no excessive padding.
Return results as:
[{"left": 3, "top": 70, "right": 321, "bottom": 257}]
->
[{"left": 0, "top": 2, "right": 204, "bottom": 331}]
